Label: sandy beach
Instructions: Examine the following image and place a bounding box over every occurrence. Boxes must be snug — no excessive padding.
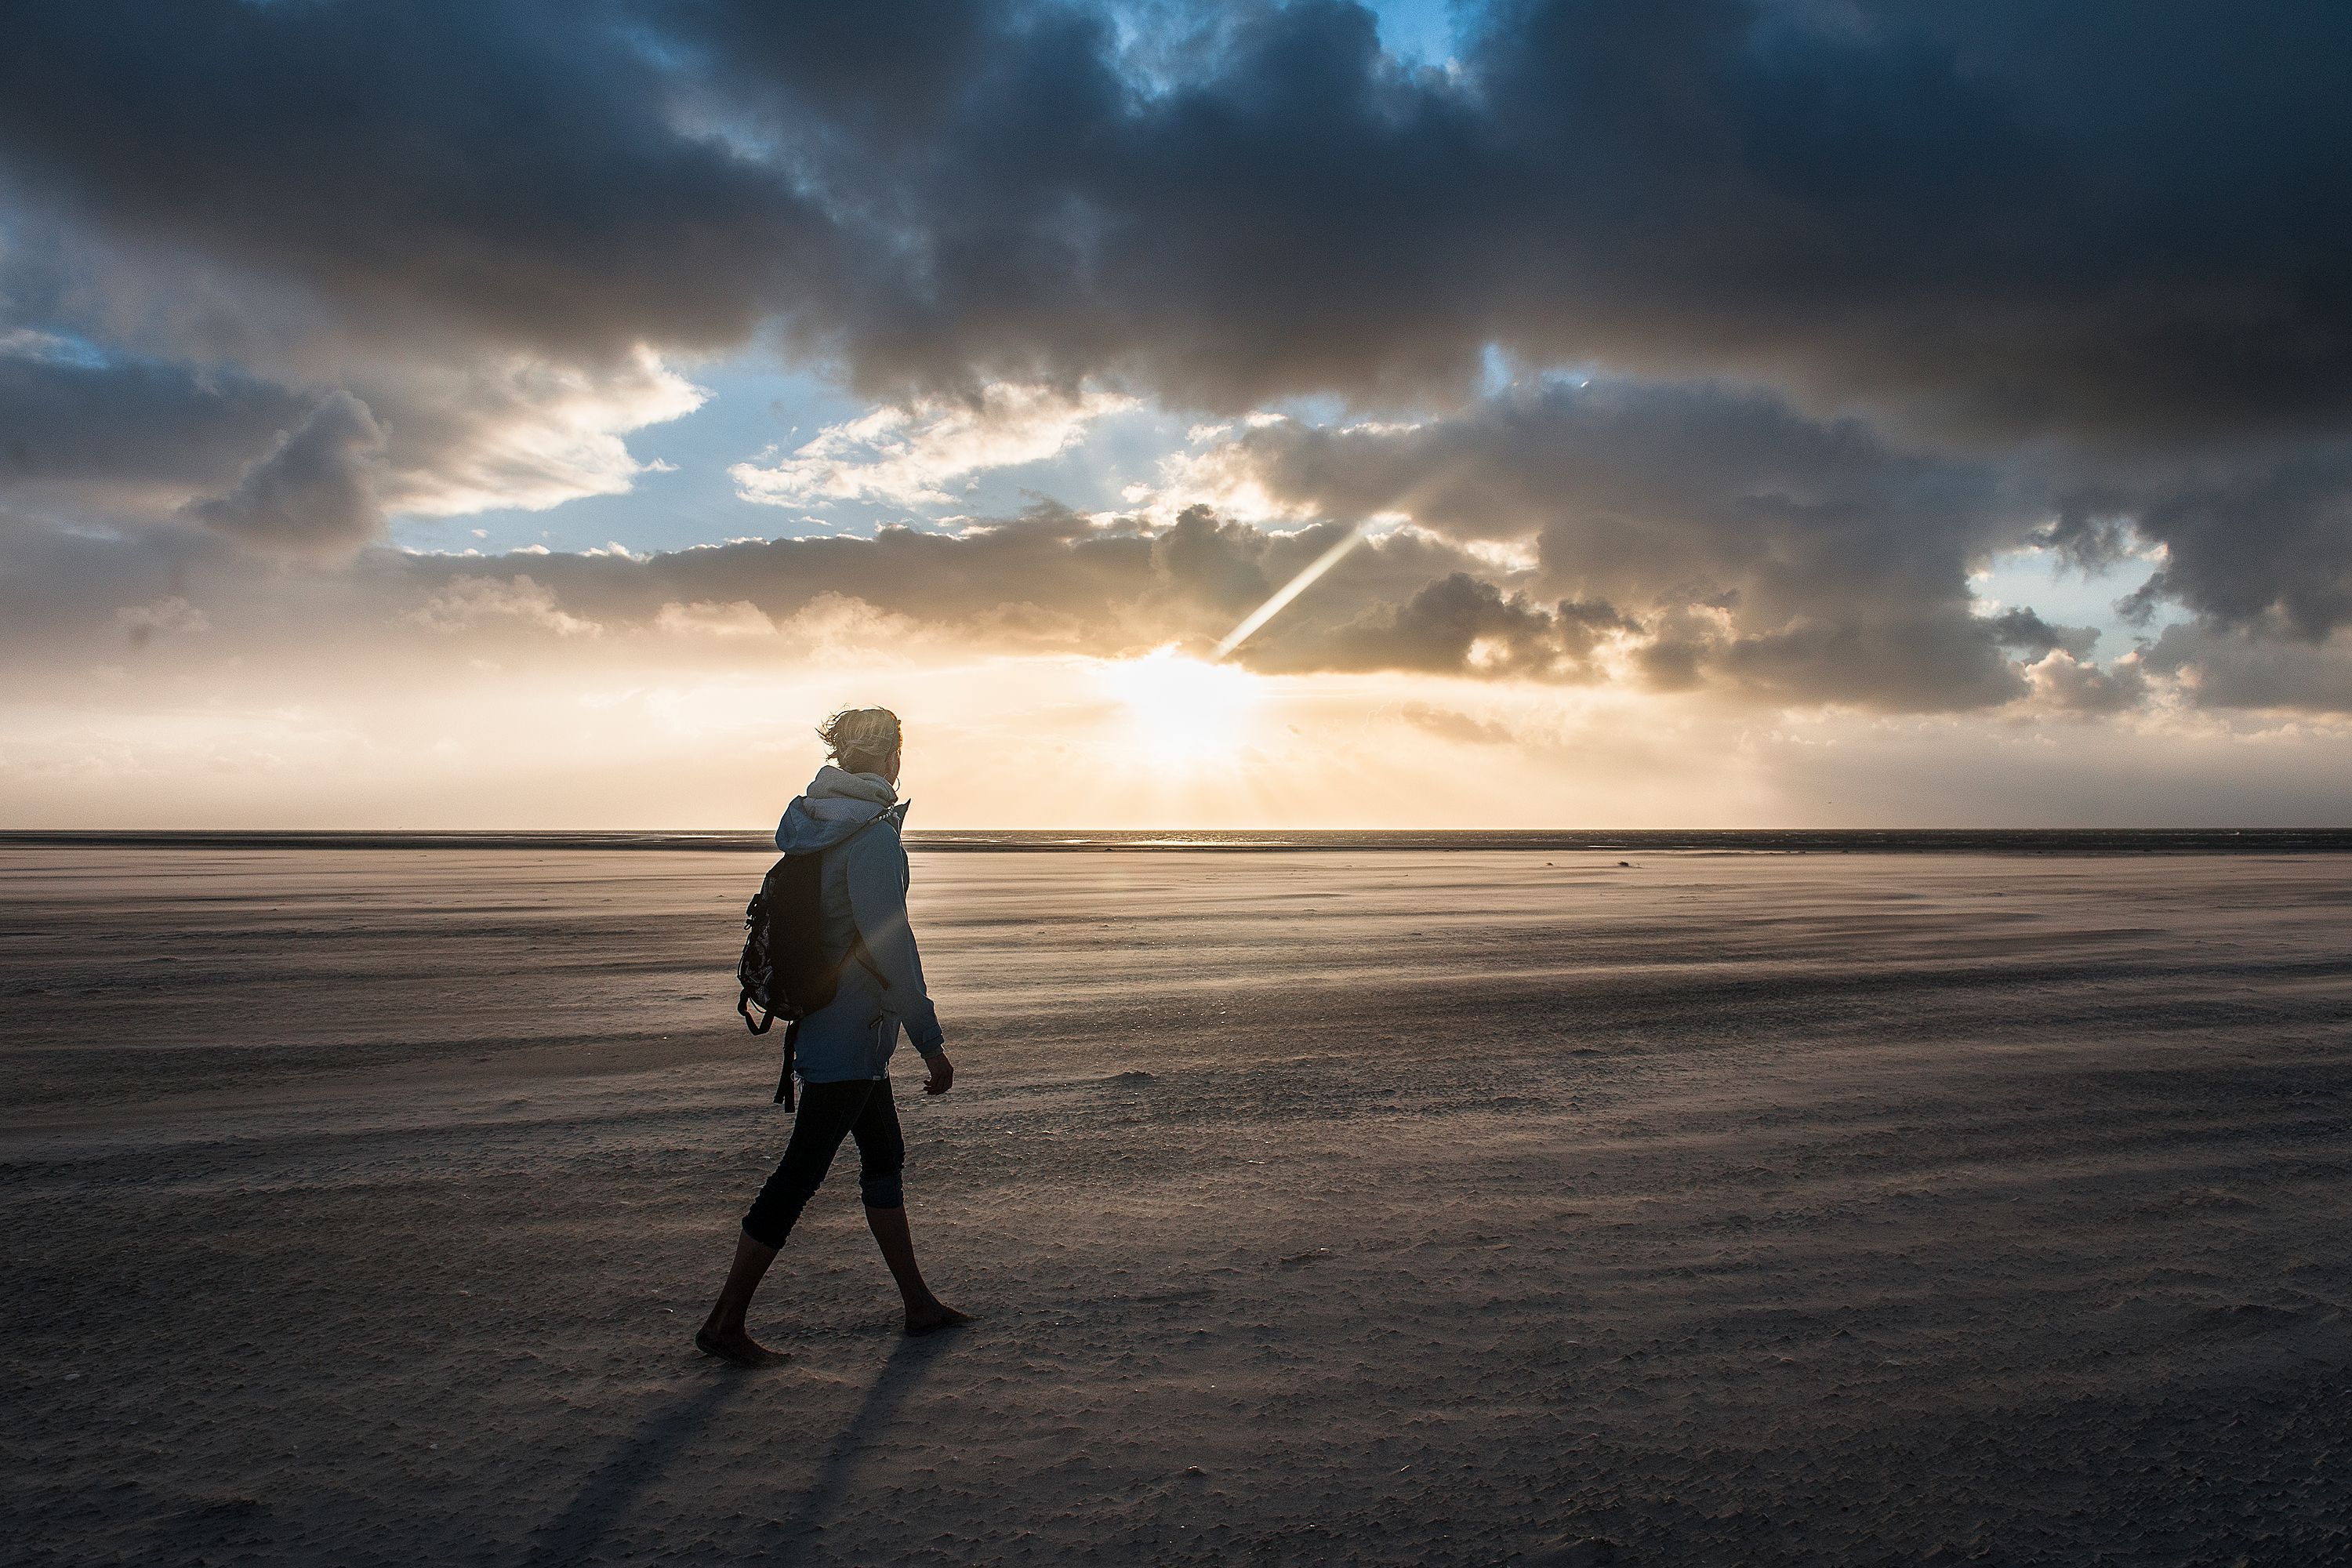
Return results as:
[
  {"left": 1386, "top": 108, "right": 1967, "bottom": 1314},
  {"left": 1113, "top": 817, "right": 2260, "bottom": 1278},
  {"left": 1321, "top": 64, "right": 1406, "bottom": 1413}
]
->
[{"left": 5, "top": 844, "right": 2350, "bottom": 1566}]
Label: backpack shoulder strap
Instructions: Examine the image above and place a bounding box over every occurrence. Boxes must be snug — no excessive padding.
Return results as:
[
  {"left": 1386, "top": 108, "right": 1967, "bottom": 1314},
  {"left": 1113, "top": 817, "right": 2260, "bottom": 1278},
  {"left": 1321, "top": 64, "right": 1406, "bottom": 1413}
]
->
[{"left": 837, "top": 800, "right": 910, "bottom": 851}]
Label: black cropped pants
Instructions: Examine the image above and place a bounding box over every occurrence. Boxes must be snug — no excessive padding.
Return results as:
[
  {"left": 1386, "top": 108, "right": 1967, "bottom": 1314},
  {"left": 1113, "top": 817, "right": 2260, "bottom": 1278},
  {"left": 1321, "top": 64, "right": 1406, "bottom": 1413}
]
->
[{"left": 741, "top": 1077, "right": 906, "bottom": 1249}]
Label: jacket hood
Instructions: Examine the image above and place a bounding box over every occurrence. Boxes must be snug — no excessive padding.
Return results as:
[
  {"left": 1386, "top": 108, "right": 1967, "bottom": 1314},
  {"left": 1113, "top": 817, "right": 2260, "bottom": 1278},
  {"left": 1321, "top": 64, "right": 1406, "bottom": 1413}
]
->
[{"left": 774, "top": 765, "right": 903, "bottom": 853}]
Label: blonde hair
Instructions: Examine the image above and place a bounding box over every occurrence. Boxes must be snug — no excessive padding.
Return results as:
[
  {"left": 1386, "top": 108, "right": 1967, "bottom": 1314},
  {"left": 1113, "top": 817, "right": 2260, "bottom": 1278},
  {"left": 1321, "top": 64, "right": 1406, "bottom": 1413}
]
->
[{"left": 817, "top": 706, "right": 902, "bottom": 774}]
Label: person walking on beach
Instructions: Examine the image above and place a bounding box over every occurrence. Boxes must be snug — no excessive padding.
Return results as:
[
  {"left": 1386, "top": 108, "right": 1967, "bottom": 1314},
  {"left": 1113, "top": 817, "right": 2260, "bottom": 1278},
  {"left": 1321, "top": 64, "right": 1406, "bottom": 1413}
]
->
[{"left": 698, "top": 707, "right": 967, "bottom": 1365}]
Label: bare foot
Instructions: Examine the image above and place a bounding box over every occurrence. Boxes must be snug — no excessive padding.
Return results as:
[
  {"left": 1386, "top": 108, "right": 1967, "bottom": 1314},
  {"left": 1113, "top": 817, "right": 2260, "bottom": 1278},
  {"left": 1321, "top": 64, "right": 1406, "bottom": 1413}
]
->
[
  {"left": 904, "top": 1303, "right": 973, "bottom": 1338},
  {"left": 695, "top": 1325, "right": 789, "bottom": 1367}
]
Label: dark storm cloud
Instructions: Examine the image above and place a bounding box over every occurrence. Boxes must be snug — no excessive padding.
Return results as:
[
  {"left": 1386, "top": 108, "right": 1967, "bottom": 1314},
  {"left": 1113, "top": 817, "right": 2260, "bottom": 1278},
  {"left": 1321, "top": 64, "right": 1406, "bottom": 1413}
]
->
[
  {"left": 1132, "top": 508, "right": 1649, "bottom": 682},
  {"left": 404, "top": 503, "right": 1614, "bottom": 681},
  {"left": 2096, "top": 445, "right": 2352, "bottom": 641},
  {"left": 1984, "top": 609, "right": 2096, "bottom": 663},
  {"left": 12, "top": 492, "right": 2343, "bottom": 712},
  {"left": 655, "top": 0, "right": 2352, "bottom": 445},
  {"left": 5, "top": 1, "right": 2352, "bottom": 688},
  {"left": 1371, "top": 574, "right": 1557, "bottom": 674},
  {"left": 2140, "top": 621, "right": 2352, "bottom": 714},
  {"left": 0, "top": 501, "right": 1716, "bottom": 689},
  {"left": 0, "top": 1, "right": 831, "bottom": 359},
  {"left": 1207, "top": 379, "right": 2045, "bottom": 707},
  {"left": 6, "top": 0, "right": 2347, "bottom": 426},
  {"left": 188, "top": 392, "right": 389, "bottom": 556},
  {"left": 0, "top": 348, "right": 308, "bottom": 513}
]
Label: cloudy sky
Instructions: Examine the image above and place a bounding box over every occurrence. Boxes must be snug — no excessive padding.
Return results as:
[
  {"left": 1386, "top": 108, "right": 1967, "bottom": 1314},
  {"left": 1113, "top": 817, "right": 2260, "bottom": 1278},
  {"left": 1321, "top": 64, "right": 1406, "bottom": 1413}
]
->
[{"left": 5, "top": 0, "right": 2352, "bottom": 827}]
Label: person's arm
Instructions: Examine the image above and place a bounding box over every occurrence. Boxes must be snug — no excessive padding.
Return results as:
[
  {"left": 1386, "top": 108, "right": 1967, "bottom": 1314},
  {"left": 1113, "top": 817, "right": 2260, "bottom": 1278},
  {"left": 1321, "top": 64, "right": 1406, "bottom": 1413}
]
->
[{"left": 844, "top": 822, "right": 946, "bottom": 1062}]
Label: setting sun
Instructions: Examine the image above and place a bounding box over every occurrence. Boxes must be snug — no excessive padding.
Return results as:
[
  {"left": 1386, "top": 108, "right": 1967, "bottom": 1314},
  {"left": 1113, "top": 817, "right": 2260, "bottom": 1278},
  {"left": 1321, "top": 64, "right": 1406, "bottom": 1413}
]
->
[{"left": 1098, "top": 647, "right": 1261, "bottom": 765}]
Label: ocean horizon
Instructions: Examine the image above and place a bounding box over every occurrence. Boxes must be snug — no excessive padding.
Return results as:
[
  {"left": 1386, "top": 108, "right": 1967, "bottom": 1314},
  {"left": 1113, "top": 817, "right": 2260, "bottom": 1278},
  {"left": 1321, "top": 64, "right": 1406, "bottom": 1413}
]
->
[{"left": 5, "top": 826, "right": 2352, "bottom": 854}]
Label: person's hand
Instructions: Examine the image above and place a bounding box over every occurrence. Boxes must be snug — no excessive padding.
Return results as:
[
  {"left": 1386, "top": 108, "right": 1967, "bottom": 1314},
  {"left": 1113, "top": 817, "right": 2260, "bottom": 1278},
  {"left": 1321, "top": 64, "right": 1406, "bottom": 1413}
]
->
[{"left": 922, "top": 1051, "right": 954, "bottom": 1095}]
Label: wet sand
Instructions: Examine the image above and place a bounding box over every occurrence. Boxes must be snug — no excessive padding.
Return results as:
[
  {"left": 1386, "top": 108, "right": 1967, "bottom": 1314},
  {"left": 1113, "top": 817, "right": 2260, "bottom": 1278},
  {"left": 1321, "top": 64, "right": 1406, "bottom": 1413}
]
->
[{"left": 4, "top": 846, "right": 2350, "bottom": 1565}]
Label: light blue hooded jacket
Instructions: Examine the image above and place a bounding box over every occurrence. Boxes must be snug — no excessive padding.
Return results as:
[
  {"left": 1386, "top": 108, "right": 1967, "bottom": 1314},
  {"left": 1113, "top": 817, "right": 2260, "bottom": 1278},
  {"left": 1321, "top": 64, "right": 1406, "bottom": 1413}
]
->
[{"left": 772, "top": 765, "right": 946, "bottom": 1083}]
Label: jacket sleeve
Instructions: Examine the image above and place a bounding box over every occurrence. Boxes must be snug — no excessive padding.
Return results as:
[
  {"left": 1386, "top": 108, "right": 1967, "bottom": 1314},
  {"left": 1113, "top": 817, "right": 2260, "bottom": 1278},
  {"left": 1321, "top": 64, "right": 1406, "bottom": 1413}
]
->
[{"left": 844, "top": 823, "right": 946, "bottom": 1056}]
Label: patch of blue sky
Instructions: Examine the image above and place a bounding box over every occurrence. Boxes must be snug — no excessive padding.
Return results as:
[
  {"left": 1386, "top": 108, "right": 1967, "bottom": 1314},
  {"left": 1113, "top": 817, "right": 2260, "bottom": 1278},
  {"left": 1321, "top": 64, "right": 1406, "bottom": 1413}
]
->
[
  {"left": 1255, "top": 390, "right": 1354, "bottom": 428},
  {"left": 1363, "top": 0, "right": 1464, "bottom": 66},
  {"left": 387, "top": 340, "right": 1610, "bottom": 561},
  {"left": 1971, "top": 543, "right": 2183, "bottom": 659},
  {"left": 946, "top": 400, "right": 1199, "bottom": 522},
  {"left": 386, "top": 355, "right": 1208, "bottom": 557},
  {"left": 387, "top": 358, "right": 862, "bottom": 556},
  {"left": 1105, "top": 1, "right": 1464, "bottom": 94},
  {"left": 2, "top": 325, "right": 126, "bottom": 369}
]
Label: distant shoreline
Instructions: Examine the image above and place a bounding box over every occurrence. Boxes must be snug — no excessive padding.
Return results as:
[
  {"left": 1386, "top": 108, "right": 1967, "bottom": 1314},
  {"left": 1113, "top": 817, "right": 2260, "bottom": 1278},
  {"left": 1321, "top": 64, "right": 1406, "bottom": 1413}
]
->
[{"left": 5, "top": 829, "right": 2352, "bottom": 855}]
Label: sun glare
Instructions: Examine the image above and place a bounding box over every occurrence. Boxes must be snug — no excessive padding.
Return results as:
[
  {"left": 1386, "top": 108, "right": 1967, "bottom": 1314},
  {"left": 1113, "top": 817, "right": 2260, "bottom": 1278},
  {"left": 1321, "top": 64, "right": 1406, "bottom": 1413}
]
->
[{"left": 1099, "top": 646, "right": 1261, "bottom": 765}]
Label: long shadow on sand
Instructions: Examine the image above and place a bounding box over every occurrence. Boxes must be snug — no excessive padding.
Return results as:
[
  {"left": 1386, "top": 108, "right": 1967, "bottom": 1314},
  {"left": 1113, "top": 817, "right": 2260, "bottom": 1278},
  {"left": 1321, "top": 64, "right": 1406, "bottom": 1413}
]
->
[
  {"left": 524, "top": 1375, "right": 746, "bottom": 1566},
  {"left": 774, "top": 1334, "right": 953, "bottom": 1545}
]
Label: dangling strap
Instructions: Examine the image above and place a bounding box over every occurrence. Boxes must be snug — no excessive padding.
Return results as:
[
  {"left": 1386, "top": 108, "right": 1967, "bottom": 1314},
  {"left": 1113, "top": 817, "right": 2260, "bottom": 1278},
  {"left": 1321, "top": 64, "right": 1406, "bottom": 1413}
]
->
[{"left": 773, "top": 1018, "right": 800, "bottom": 1110}]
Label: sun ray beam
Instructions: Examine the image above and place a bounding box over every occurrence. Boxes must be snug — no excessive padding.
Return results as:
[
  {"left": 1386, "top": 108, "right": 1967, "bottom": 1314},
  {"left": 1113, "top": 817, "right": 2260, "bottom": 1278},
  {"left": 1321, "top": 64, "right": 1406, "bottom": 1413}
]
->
[{"left": 1212, "top": 524, "right": 1367, "bottom": 660}]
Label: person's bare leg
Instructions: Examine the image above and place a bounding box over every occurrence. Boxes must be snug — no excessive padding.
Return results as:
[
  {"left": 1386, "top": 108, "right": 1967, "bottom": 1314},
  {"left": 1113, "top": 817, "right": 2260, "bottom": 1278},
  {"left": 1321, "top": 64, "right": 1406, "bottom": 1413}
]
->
[
  {"left": 696, "top": 1229, "right": 789, "bottom": 1366},
  {"left": 864, "top": 1205, "right": 970, "bottom": 1335}
]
